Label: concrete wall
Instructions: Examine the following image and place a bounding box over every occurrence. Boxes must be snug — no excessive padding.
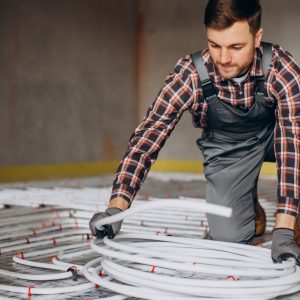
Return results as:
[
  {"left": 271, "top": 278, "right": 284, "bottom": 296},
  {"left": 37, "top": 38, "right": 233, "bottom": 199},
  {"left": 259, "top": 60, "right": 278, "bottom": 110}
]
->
[
  {"left": 1, "top": 0, "right": 300, "bottom": 171},
  {"left": 0, "top": 0, "right": 137, "bottom": 166}
]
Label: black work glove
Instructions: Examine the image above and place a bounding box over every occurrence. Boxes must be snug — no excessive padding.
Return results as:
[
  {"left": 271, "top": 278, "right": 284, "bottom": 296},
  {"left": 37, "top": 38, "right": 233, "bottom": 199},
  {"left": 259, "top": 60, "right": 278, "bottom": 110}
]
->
[
  {"left": 89, "top": 207, "right": 123, "bottom": 239},
  {"left": 272, "top": 228, "right": 300, "bottom": 265}
]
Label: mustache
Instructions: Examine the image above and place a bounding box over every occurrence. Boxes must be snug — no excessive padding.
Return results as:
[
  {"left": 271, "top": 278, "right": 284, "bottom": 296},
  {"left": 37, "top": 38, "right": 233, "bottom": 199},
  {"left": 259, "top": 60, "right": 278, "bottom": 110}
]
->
[{"left": 217, "top": 63, "right": 236, "bottom": 68}]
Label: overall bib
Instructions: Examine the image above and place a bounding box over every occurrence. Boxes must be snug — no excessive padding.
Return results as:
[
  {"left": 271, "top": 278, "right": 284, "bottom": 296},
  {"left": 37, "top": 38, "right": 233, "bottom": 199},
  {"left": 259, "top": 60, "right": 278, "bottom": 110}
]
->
[{"left": 192, "top": 42, "right": 275, "bottom": 244}]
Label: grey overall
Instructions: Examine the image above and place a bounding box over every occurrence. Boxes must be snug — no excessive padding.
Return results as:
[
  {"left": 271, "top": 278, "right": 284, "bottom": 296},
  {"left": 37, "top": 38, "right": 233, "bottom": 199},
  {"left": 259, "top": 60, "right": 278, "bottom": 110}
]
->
[{"left": 192, "top": 42, "right": 275, "bottom": 244}]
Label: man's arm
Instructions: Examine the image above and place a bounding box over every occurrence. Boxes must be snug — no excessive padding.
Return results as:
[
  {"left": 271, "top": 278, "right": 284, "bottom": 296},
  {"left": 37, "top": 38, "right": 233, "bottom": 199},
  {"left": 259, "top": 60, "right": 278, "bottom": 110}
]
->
[
  {"left": 270, "top": 45, "right": 300, "bottom": 217},
  {"left": 110, "top": 56, "right": 199, "bottom": 207},
  {"left": 89, "top": 56, "right": 201, "bottom": 238},
  {"left": 270, "top": 45, "right": 300, "bottom": 264}
]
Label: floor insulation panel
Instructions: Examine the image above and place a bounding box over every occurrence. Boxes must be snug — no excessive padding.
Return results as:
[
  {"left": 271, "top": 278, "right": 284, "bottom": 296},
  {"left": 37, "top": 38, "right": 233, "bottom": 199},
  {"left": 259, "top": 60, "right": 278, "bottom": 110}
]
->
[{"left": 0, "top": 173, "right": 299, "bottom": 299}]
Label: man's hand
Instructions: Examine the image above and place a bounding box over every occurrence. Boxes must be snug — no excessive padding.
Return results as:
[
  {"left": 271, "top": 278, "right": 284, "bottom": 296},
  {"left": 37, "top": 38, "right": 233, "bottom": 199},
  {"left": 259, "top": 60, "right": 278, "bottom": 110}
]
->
[
  {"left": 271, "top": 228, "right": 300, "bottom": 265},
  {"left": 89, "top": 207, "right": 123, "bottom": 239}
]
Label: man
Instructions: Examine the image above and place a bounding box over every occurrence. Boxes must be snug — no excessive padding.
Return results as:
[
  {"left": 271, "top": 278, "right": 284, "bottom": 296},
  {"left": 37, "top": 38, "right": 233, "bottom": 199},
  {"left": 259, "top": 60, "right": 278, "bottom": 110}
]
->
[{"left": 90, "top": 0, "right": 300, "bottom": 264}]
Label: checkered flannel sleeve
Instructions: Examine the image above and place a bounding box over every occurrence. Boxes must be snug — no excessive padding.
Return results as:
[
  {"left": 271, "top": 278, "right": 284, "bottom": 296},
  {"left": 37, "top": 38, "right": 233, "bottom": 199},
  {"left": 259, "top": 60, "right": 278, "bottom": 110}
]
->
[
  {"left": 110, "top": 56, "right": 200, "bottom": 205},
  {"left": 272, "top": 46, "right": 300, "bottom": 216}
]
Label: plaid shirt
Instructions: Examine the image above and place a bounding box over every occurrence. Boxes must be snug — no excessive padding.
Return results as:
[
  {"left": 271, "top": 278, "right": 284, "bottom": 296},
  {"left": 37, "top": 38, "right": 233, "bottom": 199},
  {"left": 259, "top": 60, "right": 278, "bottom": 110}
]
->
[{"left": 111, "top": 43, "right": 300, "bottom": 217}]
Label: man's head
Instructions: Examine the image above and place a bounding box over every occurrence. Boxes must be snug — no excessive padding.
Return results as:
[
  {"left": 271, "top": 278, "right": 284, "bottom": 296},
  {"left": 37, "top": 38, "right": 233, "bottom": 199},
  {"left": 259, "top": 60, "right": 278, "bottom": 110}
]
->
[{"left": 204, "top": 0, "right": 263, "bottom": 80}]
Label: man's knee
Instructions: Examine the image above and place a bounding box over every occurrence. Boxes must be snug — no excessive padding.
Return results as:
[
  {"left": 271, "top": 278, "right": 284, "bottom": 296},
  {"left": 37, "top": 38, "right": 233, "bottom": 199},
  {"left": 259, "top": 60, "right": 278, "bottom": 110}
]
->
[{"left": 208, "top": 219, "right": 255, "bottom": 244}]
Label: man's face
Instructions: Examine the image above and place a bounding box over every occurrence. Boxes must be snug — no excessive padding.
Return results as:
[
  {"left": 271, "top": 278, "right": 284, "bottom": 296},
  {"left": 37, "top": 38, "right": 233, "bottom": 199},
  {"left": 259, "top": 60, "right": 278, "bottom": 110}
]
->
[{"left": 206, "top": 20, "right": 263, "bottom": 80}]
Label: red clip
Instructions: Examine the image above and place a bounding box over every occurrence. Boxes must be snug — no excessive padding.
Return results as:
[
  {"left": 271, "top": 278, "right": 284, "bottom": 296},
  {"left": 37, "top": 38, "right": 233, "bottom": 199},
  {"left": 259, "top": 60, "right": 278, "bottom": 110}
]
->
[
  {"left": 31, "top": 229, "right": 37, "bottom": 236},
  {"left": 27, "top": 285, "right": 35, "bottom": 296},
  {"left": 99, "top": 271, "right": 104, "bottom": 278},
  {"left": 24, "top": 238, "right": 30, "bottom": 244},
  {"left": 16, "top": 252, "right": 24, "bottom": 259},
  {"left": 50, "top": 238, "right": 57, "bottom": 246},
  {"left": 226, "top": 275, "right": 236, "bottom": 280},
  {"left": 50, "top": 255, "right": 59, "bottom": 262},
  {"left": 40, "top": 222, "right": 46, "bottom": 228},
  {"left": 150, "top": 266, "right": 156, "bottom": 273}
]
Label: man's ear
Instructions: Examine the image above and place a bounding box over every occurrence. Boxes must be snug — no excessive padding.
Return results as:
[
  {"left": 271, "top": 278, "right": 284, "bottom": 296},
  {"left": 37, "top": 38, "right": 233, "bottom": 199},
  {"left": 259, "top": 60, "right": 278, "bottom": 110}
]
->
[{"left": 255, "top": 28, "right": 264, "bottom": 48}]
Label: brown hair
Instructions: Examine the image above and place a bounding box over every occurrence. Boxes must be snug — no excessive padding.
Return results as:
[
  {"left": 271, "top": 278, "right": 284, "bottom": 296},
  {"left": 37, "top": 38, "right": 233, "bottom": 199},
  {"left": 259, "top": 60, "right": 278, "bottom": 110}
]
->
[{"left": 204, "top": 0, "right": 262, "bottom": 35}]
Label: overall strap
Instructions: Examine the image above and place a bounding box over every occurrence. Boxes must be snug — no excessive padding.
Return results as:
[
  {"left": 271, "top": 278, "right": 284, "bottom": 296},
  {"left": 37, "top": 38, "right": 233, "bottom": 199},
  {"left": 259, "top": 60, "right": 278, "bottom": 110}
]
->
[
  {"left": 256, "top": 41, "right": 273, "bottom": 94},
  {"left": 191, "top": 41, "right": 273, "bottom": 98},
  {"left": 191, "top": 51, "right": 216, "bottom": 99}
]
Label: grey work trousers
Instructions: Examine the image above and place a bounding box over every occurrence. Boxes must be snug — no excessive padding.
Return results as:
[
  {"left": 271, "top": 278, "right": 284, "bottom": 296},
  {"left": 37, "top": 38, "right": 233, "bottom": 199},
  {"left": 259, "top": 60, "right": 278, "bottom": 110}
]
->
[{"left": 197, "top": 92, "right": 275, "bottom": 244}]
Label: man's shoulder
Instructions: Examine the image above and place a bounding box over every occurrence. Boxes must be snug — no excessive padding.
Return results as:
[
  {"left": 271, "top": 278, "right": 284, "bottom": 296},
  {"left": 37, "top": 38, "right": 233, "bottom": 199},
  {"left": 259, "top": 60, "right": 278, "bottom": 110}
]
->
[
  {"left": 173, "top": 54, "right": 197, "bottom": 78},
  {"left": 174, "top": 49, "right": 210, "bottom": 75},
  {"left": 269, "top": 43, "right": 296, "bottom": 65}
]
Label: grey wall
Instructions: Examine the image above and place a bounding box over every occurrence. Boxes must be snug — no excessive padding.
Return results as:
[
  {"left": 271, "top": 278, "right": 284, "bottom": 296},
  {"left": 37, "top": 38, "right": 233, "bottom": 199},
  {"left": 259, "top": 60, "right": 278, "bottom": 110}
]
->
[
  {"left": 1, "top": 0, "right": 300, "bottom": 168},
  {"left": 0, "top": 0, "right": 137, "bottom": 166}
]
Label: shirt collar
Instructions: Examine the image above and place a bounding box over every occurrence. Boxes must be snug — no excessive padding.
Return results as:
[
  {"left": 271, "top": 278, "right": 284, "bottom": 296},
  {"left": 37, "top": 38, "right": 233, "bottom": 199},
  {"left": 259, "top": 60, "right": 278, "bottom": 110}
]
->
[{"left": 200, "top": 44, "right": 264, "bottom": 84}]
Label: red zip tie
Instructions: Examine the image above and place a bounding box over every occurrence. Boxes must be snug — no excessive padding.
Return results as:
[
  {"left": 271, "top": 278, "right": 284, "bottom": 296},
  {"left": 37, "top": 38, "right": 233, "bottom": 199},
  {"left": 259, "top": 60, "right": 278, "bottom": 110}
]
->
[
  {"left": 31, "top": 229, "right": 37, "bottom": 236},
  {"left": 24, "top": 237, "right": 30, "bottom": 244},
  {"left": 50, "top": 255, "right": 59, "bottom": 262},
  {"left": 16, "top": 252, "right": 24, "bottom": 259},
  {"left": 226, "top": 276, "right": 237, "bottom": 280},
  {"left": 93, "top": 272, "right": 102, "bottom": 288},
  {"left": 40, "top": 222, "right": 46, "bottom": 228},
  {"left": 51, "top": 221, "right": 56, "bottom": 226},
  {"left": 150, "top": 266, "right": 157, "bottom": 273},
  {"left": 27, "top": 285, "right": 35, "bottom": 296},
  {"left": 58, "top": 224, "right": 63, "bottom": 231},
  {"left": 50, "top": 238, "right": 57, "bottom": 246}
]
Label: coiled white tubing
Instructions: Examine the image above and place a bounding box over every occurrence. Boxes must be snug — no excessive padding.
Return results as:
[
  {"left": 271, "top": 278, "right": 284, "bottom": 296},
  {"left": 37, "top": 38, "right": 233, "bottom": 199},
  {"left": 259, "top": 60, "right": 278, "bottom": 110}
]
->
[
  {"left": 86, "top": 200, "right": 300, "bottom": 300},
  {"left": 0, "top": 190, "right": 298, "bottom": 299}
]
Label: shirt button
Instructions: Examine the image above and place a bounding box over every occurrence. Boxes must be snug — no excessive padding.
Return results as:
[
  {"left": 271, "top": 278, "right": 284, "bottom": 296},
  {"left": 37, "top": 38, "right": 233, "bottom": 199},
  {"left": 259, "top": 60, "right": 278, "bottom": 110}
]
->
[{"left": 239, "top": 91, "right": 243, "bottom": 95}]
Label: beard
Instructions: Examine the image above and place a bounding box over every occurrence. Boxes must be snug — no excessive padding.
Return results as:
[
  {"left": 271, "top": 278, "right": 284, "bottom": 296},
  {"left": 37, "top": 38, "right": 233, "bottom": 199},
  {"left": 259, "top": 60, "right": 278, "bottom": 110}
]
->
[{"left": 216, "top": 61, "right": 252, "bottom": 80}]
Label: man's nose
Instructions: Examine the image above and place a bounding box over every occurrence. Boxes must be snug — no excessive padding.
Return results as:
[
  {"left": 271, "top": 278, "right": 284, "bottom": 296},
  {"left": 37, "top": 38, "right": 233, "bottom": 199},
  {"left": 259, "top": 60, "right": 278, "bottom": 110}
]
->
[{"left": 219, "top": 49, "right": 231, "bottom": 64}]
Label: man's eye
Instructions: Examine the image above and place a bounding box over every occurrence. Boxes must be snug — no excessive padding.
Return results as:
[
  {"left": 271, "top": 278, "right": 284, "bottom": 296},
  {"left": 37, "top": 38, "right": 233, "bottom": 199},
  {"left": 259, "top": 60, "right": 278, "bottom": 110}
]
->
[
  {"left": 211, "top": 44, "right": 219, "bottom": 48},
  {"left": 233, "top": 47, "right": 242, "bottom": 50}
]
